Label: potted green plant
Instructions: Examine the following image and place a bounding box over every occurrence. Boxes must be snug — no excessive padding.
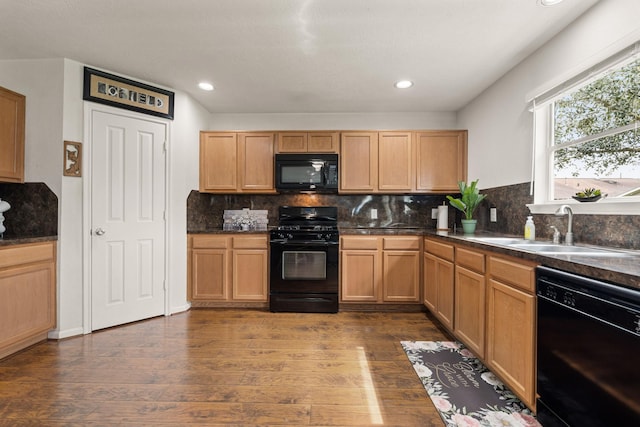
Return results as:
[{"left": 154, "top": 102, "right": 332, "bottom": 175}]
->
[{"left": 446, "top": 179, "right": 486, "bottom": 234}]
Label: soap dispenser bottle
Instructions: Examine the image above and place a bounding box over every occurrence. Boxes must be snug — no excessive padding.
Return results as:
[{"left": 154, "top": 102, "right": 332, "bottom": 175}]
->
[{"left": 524, "top": 216, "right": 536, "bottom": 241}]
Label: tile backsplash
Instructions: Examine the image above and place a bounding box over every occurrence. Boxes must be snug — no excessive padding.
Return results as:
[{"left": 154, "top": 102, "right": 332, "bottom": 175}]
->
[
  {"left": 0, "top": 182, "right": 58, "bottom": 238},
  {"left": 188, "top": 182, "right": 640, "bottom": 250}
]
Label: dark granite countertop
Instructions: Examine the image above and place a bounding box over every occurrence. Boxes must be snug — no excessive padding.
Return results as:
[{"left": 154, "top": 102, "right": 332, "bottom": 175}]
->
[
  {"left": 193, "top": 226, "right": 639, "bottom": 290},
  {"left": 339, "top": 227, "right": 425, "bottom": 236},
  {"left": 0, "top": 235, "right": 58, "bottom": 247},
  {"left": 424, "top": 231, "right": 640, "bottom": 291},
  {"left": 188, "top": 230, "right": 269, "bottom": 235}
]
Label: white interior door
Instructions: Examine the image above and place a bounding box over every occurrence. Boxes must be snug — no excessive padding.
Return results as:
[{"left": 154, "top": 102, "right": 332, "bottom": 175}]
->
[{"left": 90, "top": 110, "right": 166, "bottom": 331}]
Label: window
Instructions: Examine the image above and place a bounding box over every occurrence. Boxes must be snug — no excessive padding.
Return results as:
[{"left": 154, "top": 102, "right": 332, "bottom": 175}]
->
[{"left": 530, "top": 43, "right": 640, "bottom": 214}]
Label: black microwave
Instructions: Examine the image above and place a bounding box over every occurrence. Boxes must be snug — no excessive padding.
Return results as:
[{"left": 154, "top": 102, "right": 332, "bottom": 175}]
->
[{"left": 275, "top": 153, "right": 339, "bottom": 193}]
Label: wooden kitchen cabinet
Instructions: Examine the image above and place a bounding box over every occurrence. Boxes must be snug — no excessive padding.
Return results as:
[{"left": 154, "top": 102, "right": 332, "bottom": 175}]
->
[
  {"left": 339, "top": 132, "right": 378, "bottom": 193},
  {"left": 276, "top": 131, "right": 339, "bottom": 153},
  {"left": 378, "top": 131, "right": 414, "bottom": 192},
  {"left": 0, "top": 85, "right": 26, "bottom": 183},
  {"left": 454, "top": 246, "right": 486, "bottom": 358},
  {"left": 188, "top": 234, "right": 268, "bottom": 305},
  {"left": 340, "top": 236, "right": 380, "bottom": 302},
  {"left": 199, "top": 131, "right": 276, "bottom": 193},
  {"left": 238, "top": 132, "right": 276, "bottom": 192},
  {"left": 415, "top": 130, "right": 467, "bottom": 192},
  {"left": 340, "top": 131, "right": 414, "bottom": 193},
  {"left": 486, "top": 255, "right": 537, "bottom": 409},
  {"left": 382, "top": 236, "right": 421, "bottom": 302},
  {"left": 231, "top": 236, "right": 268, "bottom": 301},
  {"left": 423, "top": 238, "right": 455, "bottom": 330},
  {"left": 340, "top": 235, "right": 421, "bottom": 304},
  {"left": 0, "top": 241, "right": 56, "bottom": 359}
]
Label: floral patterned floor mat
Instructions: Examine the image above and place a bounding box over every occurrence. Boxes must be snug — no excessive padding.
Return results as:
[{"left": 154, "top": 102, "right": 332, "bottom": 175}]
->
[{"left": 401, "top": 341, "right": 541, "bottom": 427}]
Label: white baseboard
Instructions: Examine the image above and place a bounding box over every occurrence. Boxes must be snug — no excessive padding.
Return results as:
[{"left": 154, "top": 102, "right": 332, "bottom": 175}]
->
[
  {"left": 48, "top": 327, "right": 85, "bottom": 340},
  {"left": 170, "top": 302, "right": 191, "bottom": 314}
]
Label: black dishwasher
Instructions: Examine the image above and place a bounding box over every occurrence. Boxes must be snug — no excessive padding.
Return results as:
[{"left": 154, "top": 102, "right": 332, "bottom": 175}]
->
[{"left": 536, "top": 266, "right": 640, "bottom": 427}]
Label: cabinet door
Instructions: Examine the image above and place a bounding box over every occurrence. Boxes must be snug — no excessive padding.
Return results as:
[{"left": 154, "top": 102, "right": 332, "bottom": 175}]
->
[
  {"left": 307, "top": 132, "right": 338, "bottom": 153},
  {"left": 340, "top": 132, "right": 378, "bottom": 192},
  {"left": 277, "top": 132, "right": 307, "bottom": 152},
  {"left": 383, "top": 250, "right": 420, "bottom": 302},
  {"left": 238, "top": 132, "right": 275, "bottom": 192},
  {"left": 423, "top": 252, "right": 454, "bottom": 330},
  {"left": 199, "top": 132, "right": 237, "bottom": 192},
  {"left": 486, "top": 278, "right": 536, "bottom": 408},
  {"left": 415, "top": 131, "right": 467, "bottom": 192},
  {"left": 191, "top": 249, "right": 229, "bottom": 300},
  {"left": 0, "top": 260, "right": 55, "bottom": 357},
  {"left": 340, "top": 250, "right": 380, "bottom": 301},
  {"left": 0, "top": 86, "right": 25, "bottom": 183},
  {"left": 454, "top": 266, "right": 486, "bottom": 358},
  {"left": 232, "top": 249, "right": 268, "bottom": 301},
  {"left": 378, "top": 131, "right": 413, "bottom": 192}
]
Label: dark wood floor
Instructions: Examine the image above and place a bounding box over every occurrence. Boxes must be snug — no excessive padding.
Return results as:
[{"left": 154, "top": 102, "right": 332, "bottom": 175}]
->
[{"left": 0, "top": 309, "right": 452, "bottom": 426}]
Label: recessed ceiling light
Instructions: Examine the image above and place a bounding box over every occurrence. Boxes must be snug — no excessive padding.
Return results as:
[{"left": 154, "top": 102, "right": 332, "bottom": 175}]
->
[
  {"left": 395, "top": 80, "right": 413, "bottom": 89},
  {"left": 540, "top": 0, "right": 564, "bottom": 6},
  {"left": 198, "top": 82, "right": 214, "bottom": 91}
]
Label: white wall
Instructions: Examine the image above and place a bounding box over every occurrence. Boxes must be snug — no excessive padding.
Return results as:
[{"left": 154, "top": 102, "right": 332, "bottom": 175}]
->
[
  {"left": 209, "top": 111, "right": 457, "bottom": 130},
  {"left": 458, "top": 0, "right": 640, "bottom": 189},
  {"left": 168, "top": 90, "right": 210, "bottom": 313},
  {"left": 1, "top": 58, "right": 209, "bottom": 338}
]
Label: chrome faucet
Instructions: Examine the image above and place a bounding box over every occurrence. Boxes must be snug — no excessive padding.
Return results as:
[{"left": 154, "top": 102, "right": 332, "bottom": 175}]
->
[{"left": 554, "top": 205, "right": 574, "bottom": 245}]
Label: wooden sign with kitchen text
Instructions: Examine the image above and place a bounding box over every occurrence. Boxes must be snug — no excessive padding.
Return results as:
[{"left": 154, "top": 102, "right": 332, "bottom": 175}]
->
[{"left": 83, "top": 67, "right": 174, "bottom": 119}]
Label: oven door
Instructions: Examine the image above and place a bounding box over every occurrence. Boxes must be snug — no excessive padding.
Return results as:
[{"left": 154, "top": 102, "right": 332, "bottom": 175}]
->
[{"left": 269, "top": 240, "right": 339, "bottom": 312}]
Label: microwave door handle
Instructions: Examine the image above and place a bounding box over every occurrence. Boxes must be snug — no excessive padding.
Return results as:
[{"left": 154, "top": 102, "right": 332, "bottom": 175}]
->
[{"left": 323, "top": 162, "right": 329, "bottom": 184}]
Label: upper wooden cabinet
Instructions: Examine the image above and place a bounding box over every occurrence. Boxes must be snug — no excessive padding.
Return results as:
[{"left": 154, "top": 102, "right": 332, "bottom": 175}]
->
[
  {"left": 339, "top": 131, "right": 378, "bottom": 193},
  {"left": 378, "top": 131, "right": 414, "bottom": 192},
  {"left": 199, "top": 131, "right": 276, "bottom": 194},
  {"left": 200, "top": 129, "right": 467, "bottom": 194},
  {"left": 416, "top": 130, "right": 467, "bottom": 192},
  {"left": 0, "top": 85, "right": 26, "bottom": 183},
  {"left": 340, "top": 131, "right": 413, "bottom": 193},
  {"left": 276, "top": 131, "right": 339, "bottom": 153},
  {"left": 340, "top": 130, "right": 466, "bottom": 194}
]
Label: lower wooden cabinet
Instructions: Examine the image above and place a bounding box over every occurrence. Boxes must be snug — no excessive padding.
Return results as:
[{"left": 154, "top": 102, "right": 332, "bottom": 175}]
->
[
  {"left": 340, "top": 235, "right": 421, "bottom": 304},
  {"left": 189, "top": 234, "right": 268, "bottom": 305},
  {"left": 423, "top": 238, "right": 455, "bottom": 329},
  {"left": 423, "top": 236, "right": 538, "bottom": 411},
  {"left": 486, "top": 255, "right": 537, "bottom": 410},
  {"left": 0, "top": 241, "right": 56, "bottom": 359},
  {"left": 454, "top": 247, "right": 486, "bottom": 358}
]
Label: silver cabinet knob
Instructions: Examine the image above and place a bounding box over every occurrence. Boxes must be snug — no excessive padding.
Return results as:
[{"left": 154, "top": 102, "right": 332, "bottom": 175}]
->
[{"left": 95, "top": 227, "right": 106, "bottom": 236}]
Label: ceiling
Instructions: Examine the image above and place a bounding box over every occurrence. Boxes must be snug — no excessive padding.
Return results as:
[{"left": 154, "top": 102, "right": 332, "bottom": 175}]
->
[{"left": 0, "top": 0, "right": 599, "bottom": 114}]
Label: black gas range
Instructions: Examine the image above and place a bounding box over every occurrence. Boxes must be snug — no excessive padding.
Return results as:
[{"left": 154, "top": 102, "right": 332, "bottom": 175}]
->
[{"left": 269, "top": 206, "right": 339, "bottom": 313}]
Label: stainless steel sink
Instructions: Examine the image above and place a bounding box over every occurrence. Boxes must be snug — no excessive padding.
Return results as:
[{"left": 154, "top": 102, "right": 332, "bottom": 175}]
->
[
  {"left": 465, "top": 236, "right": 633, "bottom": 257},
  {"left": 465, "top": 237, "right": 529, "bottom": 245},
  {"left": 509, "top": 243, "right": 632, "bottom": 257}
]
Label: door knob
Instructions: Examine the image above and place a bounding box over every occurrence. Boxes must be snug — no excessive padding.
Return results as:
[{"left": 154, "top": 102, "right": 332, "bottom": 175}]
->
[{"left": 95, "top": 227, "right": 106, "bottom": 236}]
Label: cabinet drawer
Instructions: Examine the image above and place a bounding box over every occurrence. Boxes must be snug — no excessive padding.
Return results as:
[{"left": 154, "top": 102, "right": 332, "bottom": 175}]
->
[
  {"left": 383, "top": 236, "right": 420, "bottom": 250},
  {"left": 489, "top": 256, "right": 535, "bottom": 293},
  {"left": 192, "top": 235, "right": 229, "bottom": 249},
  {"left": 456, "top": 247, "right": 485, "bottom": 273},
  {"left": 424, "top": 238, "right": 454, "bottom": 262},
  {"left": 340, "top": 236, "right": 379, "bottom": 250},
  {"left": 0, "top": 242, "right": 55, "bottom": 269},
  {"left": 233, "top": 235, "right": 268, "bottom": 249}
]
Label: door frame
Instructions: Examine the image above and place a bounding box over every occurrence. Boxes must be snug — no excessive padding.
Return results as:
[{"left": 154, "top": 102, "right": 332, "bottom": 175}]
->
[{"left": 82, "top": 103, "right": 171, "bottom": 334}]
